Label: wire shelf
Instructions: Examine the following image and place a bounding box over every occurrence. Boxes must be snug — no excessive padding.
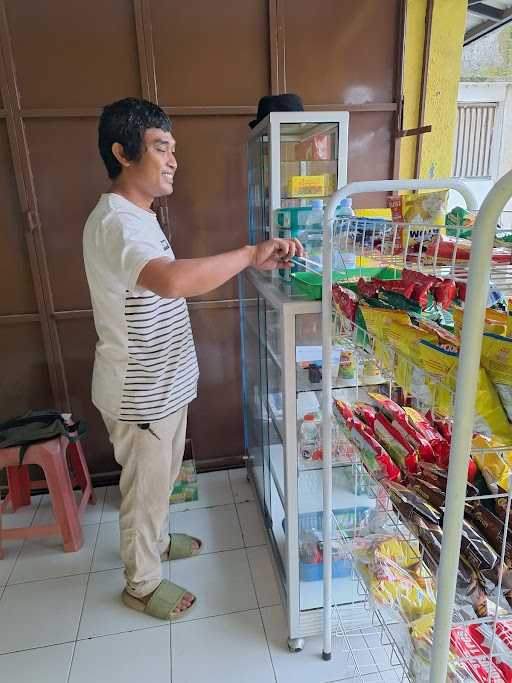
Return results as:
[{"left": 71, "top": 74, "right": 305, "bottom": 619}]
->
[
  {"left": 329, "top": 450, "right": 512, "bottom": 682},
  {"left": 331, "top": 307, "right": 456, "bottom": 420}
]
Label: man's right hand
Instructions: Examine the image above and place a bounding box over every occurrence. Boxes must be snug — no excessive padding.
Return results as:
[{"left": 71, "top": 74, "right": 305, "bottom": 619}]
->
[{"left": 251, "top": 238, "right": 303, "bottom": 272}]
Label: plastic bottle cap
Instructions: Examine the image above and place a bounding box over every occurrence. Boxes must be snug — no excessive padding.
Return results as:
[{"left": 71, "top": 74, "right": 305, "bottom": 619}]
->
[
  {"left": 304, "top": 414, "right": 316, "bottom": 421},
  {"left": 338, "top": 198, "right": 352, "bottom": 208},
  {"left": 311, "top": 199, "right": 323, "bottom": 209}
]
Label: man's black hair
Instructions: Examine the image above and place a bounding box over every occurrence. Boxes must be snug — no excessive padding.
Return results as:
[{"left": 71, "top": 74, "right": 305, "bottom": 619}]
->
[{"left": 98, "top": 98, "right": 172, "bottom": 179}]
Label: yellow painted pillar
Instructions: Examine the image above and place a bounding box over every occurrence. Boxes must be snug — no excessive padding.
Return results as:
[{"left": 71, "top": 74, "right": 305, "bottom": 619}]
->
[{"left": 400, "top": 0, "right": 467, "bottom": 180}]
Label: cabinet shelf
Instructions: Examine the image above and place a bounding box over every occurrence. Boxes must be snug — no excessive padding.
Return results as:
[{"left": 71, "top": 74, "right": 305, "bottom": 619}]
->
[{"left": 296, "top": 368, "right": 387, "bottom": 393}]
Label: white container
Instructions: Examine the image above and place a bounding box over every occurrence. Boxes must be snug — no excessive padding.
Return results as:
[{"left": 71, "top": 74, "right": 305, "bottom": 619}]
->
[{"left": 299, "top": 413, "right": 319, "bottom": 460}]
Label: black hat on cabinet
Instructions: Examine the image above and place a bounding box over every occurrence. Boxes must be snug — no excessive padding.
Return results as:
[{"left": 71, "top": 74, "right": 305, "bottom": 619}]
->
[{"left": 249, "top": 93, "right": 304, "bottom": 129}]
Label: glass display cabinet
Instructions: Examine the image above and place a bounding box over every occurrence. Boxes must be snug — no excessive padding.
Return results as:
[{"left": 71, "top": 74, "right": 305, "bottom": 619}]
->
[{"left": 240, "top": 112, "right": 382, "bottom": 650}]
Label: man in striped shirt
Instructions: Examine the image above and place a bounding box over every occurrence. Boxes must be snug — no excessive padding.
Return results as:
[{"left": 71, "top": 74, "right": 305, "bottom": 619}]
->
[{"left": 83, "top": 98, "right": 301, "bottom": 621}]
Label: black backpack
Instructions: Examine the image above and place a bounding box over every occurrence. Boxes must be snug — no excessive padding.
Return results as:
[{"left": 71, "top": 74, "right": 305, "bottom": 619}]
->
[{"left": 0, "top": 410, "right": 87, "bottom": 464}]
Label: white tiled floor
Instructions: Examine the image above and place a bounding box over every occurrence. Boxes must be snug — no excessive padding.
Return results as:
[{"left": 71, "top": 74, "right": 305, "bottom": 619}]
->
[{"left": 0, "top": 468, "right": 400, "bottom": 682}]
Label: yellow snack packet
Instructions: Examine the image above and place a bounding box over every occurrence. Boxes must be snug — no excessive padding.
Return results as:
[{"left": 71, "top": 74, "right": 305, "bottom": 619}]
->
[
  {"left": 417, "top": 341, "right": 457, "bottom": 415},
  {"left": 359, "top": 308, "right": 410, "bottom": 370},
  {"left": 383, "top": 322, "right": 437, "bottom": 395},
  {"left": 402, "top": 190, "right": 448, "bottom": 226},
  {"left": 370, "top": 562, "right": 436, "bottom": 622},
  {"left": 453, "top": 305, "right": 508, "bottom": 338},
  {"left": 373, "top": 537, "right": 420, "bottom": 570},
  {"left": 359, "top": 307, "right": 410, "bottom": 340},
  {"left": 384, "top": 322, "right": 436, "bottom": 358},
  {"left": 481, "top": 333, "right": 512, "bottom": 423},
  {"left": 418, "top": 341, "right": 512, "bottom": 443},
  {"left": 472, "top": 450, "right": 511, "bottom": 494}
]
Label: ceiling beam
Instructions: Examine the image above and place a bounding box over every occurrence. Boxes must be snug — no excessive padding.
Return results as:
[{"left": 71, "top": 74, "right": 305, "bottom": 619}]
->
[
  {"left": 468, "top": 3, "right": 504, "bottom": 21},
  {"left": 465, "top": 7, "right": 512, "bottom": 45}
]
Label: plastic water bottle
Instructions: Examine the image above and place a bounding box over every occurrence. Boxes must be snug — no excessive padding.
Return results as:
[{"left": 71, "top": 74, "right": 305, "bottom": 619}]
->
[
  {"left": 299, "top": 413, "right": 319, "bottom": 460},
  {"left": 301, "top": 199, "right": 324, "bottom": 272},
  {"left": 335, "top": 198, "right": 356, "bottom": 273},
  {"left": 305, "top": 199, "right": 324, "bottom": 230}
]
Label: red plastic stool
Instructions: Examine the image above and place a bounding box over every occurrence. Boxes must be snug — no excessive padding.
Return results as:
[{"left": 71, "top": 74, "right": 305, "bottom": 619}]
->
[
  {"left": 3, "top": 435, "right": 96, "bottom": 514},
  {"left": 0, "top": 435, "right": 95, "bottom": 559}
]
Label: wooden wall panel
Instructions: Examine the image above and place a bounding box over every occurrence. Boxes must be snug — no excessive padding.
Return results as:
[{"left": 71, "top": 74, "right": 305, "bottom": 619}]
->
[
  {"left": 5, "top": 0, "right": 141, "bottom": 108},
  {"left": 0, "top": 121, "right": 36, "bottom": 314},
  {"left": 0, "top": 323, "right": 53, "bottom": 421},
  {"left": 283, "top": 0, "right": 401, "bottom": 105},
  {"left": 150, "top": 0, "right": 269, "bottom": 106},
  {"left": 348, "top": 111, "right": 396, "bottom": 208},
  {"left": 188, "top": 305, "right": 243, "bottom": 465},
  {"left": 24, "top": 118, "right": 107, "bottom": 311},
  {"left": 56, "top": 317, "right": 114, "bottom": 474},
  {"left": 166, "top": 115, "right": 252, "bottom": 301}
]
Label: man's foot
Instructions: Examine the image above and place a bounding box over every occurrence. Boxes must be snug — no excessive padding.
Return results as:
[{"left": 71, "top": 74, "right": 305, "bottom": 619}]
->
[
  {"left": 141, "top": 585, "right": 194, "bottom": 615},
  {"left": 122, "top": 580, "right": 196, "bottom": 620},
  {"left": 161, "top": 533, "right": 202, "bottom": 561}
]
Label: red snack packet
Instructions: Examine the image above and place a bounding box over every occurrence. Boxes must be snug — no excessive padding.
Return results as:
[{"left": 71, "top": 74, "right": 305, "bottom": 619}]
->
[
  {"left": 403, "top": 407, "right": 450, "bottom": 466},
  {"left": 357, "top": 278, "right": 379, "bottom": 299},
  {"left": 353, "top": 403, "right": 377, "bottom": 431},
  {"left": 372, "top": 278, "right": 415, "bottom": 298},
  {"left": 450, "top": 626, "right": 508, "bottom": 683},
  {"left": 374, "top": 413, "right": 418, "bottom": 473},
  {"left": 349, "top": 418, "right": 401, "bottom": 482},
  {"left": 332, "top": 284, "right": 358, "bottom": 322},
  {"left": 402, "top": 268, "right": 439, "bottom": 288},
  {"left": 367, "top": 392, "right": 434, "bottom": 464},
  {"left": 388, "top": 196, "right": 404, "bottom": 222},
  {"left": 433, "top": 279, "right": 457, "bottom": 309},
  {"left": 401, "top": 269, "right": 438, "bottom": 308},
  {"left": 411, "top": 280, "right": 434, "bottom": 309},
  {"left": 458, "top": 281, "right": 467, "bottom": 302},
  {"left": 333, "top": 399, "right": 353, "bottom": 435},
  {"left": 468, "top": 623, "right": 512, "bottom": 682}
]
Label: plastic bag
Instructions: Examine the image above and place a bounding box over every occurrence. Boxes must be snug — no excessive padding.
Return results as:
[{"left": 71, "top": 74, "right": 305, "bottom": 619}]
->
[
  {"left": 418, "top": 341, "right": 512, "bottom": 444},
  {"left": 481, "top": 333, "right": 512, "bottom": 423}
]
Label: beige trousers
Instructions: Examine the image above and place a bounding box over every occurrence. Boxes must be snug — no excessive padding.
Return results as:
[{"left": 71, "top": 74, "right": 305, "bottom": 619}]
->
[{"left": 101, "top": 407, "right": 187, "bottom": 598}]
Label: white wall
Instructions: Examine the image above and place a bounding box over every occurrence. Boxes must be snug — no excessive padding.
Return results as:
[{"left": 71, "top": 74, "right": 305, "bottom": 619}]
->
[{"left": 449, "top": 82, "right": 512, "bottom": 226}]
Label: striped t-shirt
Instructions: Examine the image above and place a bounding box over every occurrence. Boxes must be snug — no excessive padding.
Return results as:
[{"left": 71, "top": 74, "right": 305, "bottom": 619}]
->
[{"left": 83, "top": 193, "right": 199, "bottom": 422}]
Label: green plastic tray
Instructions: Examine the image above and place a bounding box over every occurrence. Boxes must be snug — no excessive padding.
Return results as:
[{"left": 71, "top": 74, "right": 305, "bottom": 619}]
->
[{"left": 291, "top": 267, "right": 400, "bottom": 301}]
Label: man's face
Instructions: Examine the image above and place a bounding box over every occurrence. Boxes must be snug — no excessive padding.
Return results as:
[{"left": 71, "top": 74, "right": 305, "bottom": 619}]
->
[{"left": 132, "top": 128, "right": 177, "bottom": 198}]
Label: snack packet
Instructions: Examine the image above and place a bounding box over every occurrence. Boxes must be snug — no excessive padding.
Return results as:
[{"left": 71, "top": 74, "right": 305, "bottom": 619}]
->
[
  {"left": 450, "top": 626, "right": 508, "bottom": 683},
  {"left": 454, "top": 305, "right": 509, "bottom": 338},
  {"left": 369, "top": 559, "right": 436, "bottom": 623},
  {"left": 385, "top": 480, "right": 441, "bottom": 526},
  {"left": 403, "top": 407, "right": 450, "bottom": 465},
  {"left": 352, "top": 402, "right": 377, "bottom": 430},
  {"left": 374, "top": 412, "right": 417, "bottom": 473},
  {"left": 418, "top": 341, "right": 512, "bottom": 444},
  {"left": 469, "top": 622, "right": 512, "bottom": 682},
  {"left": 459, "top": 519, "right": 512, "bottom": 595},
  {"left": 469, "top": 501, "right": 512, "bottom": 566},
  {"left": 415, "top": 519, "right": 488, "bottom": 617},
  {"left": 410, "top": 477, "right": 446, "bottom": 510},
  {"left": 367, "top": 393, "right": 436, "bottom": 463},
  {"left": 349, "top": 418, "right": 401, "bottom": 481},
  {"left": 482, "top": 333, "right": 512, "bottom": 423},
  {"left": 332, "top": 284, "right": 358, "bottom": 322}
]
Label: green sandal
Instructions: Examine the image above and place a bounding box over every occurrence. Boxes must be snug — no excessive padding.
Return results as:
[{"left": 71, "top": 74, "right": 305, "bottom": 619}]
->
[
  {"left": 160, "top": 533, "right": 202, "bottom": 561},
  {"left": 122, "top": 580, "right": 196, "bottom": 621}
]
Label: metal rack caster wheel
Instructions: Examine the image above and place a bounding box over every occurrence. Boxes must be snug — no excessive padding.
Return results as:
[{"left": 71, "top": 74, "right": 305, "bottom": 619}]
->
[{"left": 287, "top": 638, "right": 304, "bottom": 653}]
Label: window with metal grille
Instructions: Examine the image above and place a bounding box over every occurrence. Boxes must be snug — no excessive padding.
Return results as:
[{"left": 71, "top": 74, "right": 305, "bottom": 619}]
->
[{"left": 452, "top": 102, "right": 497, "bottom": 178}]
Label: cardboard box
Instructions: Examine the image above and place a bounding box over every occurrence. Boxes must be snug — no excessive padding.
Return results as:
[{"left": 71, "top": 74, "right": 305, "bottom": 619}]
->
[
  {"left": 295, "top": 133, "right": 332, "bottom": 161},
  {"left": 170, "top": 438, "right": 198, "bottom": 504},
  {"left": 287, "top": 174, "right": 336, "bottom": 198}
]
